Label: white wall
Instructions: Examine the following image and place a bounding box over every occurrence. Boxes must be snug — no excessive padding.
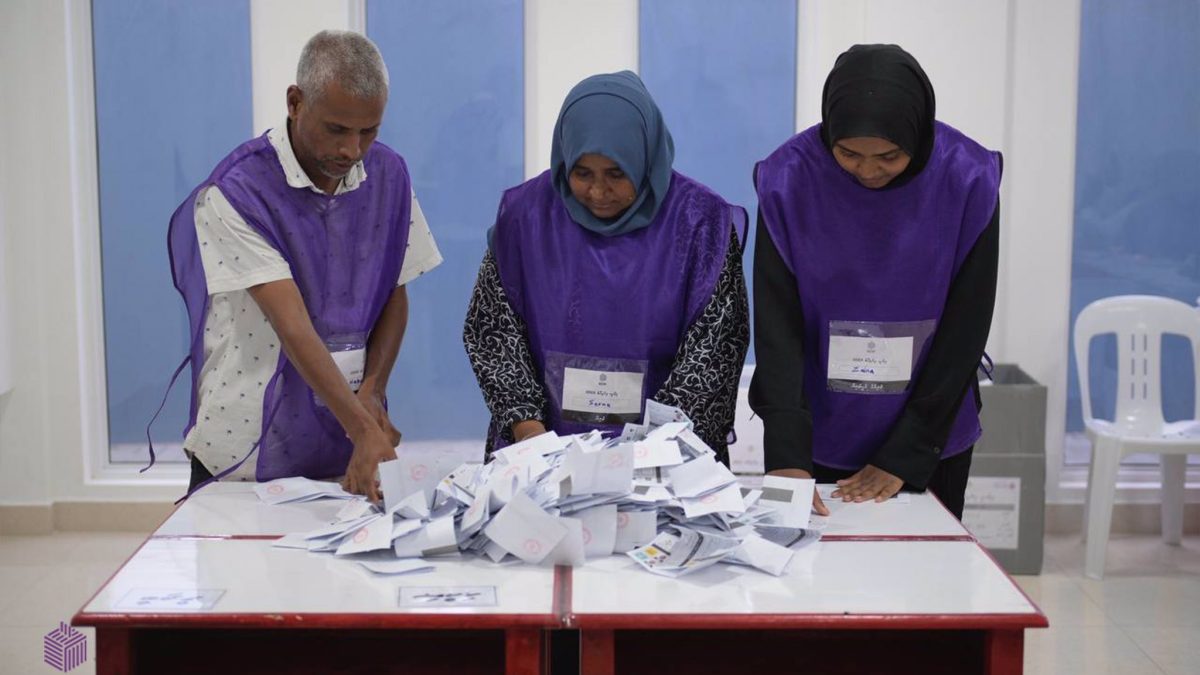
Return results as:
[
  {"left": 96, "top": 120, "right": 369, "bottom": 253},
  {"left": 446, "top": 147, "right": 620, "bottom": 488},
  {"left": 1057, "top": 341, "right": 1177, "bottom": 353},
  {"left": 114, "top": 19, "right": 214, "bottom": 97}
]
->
[
  {"left": 0, "top": 0, "right": 178, "bottom": 505},
  {"left": 0, "top": 182, "right": 12, "bottom": 396},
  {"left": 0, "top": 0, "right": 1115, "bottom": 508},
  {"left": 523, "top": 0, "right": 639, "bottom": 178},
  {"left": 250, "top": 0, "right": 364, "bottom": 136}
]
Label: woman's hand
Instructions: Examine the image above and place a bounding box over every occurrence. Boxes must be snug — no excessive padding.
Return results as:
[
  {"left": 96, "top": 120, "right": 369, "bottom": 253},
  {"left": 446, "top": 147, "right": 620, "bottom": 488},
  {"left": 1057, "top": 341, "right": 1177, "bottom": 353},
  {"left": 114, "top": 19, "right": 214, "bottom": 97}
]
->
[{"left": 831, "top": 465, "right": 904, "bottom": 503}]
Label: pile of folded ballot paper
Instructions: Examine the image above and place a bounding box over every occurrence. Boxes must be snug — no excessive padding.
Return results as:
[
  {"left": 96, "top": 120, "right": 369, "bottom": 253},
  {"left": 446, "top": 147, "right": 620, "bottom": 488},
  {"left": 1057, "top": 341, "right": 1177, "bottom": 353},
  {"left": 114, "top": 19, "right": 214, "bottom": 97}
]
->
[{"left": 255, "top": 399, "right": 820, "bottom": 578}]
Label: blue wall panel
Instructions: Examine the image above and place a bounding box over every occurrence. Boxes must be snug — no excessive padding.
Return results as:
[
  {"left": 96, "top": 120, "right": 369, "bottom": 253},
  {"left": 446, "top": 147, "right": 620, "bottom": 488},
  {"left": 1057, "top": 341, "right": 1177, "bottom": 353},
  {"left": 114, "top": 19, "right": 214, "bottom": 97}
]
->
[
  {"left": 93, "top": 0, "right": 252, "bottom": 456},
  {"left": 368, "top": 1, "right": 524, "bottom": 440},
  {"left": 639, "top": 0, "right": 797, "bottom": 364},
  {"left": 1068, "top": 0, "right": 1200, "bottom": 434}
]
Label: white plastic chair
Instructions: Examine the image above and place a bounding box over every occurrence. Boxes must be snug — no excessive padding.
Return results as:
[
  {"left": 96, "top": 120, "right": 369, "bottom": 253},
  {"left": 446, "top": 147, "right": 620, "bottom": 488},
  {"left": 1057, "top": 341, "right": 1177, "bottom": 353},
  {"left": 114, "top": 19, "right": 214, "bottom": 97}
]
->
[{"left": 1073, "top": 295, "right": 1200, "bottom": 579}]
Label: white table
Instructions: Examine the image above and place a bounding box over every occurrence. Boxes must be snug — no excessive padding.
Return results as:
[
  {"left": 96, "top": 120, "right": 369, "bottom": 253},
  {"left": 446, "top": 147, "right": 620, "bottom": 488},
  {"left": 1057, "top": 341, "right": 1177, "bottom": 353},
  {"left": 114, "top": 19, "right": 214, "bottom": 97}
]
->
[
  {"left": 154, "top": 481, "right": 347, "bottom": 538},
  {"left": 568, "top": 540, "right": 1043, "bottom": 674},
  {"left": 75, "top": 481, "right": 1044, "bottom": 675},
  {"left": 813, "top": 484, "right": 973, "bottom": 539},
  {"left": 76, "top": 484, "right": 560, "bottom": 675}
]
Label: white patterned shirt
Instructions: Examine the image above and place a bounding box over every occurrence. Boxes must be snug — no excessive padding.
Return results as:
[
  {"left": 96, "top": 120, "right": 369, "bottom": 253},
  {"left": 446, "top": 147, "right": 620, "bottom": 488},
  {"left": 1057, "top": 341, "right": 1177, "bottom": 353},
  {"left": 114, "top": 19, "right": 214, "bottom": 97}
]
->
[{"left": 184, "top": 122, "right": 441, "bottom": 480}]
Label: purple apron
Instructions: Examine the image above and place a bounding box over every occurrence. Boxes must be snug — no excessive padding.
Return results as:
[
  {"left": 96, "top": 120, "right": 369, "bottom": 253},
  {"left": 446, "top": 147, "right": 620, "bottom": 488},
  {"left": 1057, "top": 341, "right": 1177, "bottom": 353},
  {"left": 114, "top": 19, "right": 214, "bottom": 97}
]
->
[
  {"left": 491, "top": 170, "right": 745, "bottom": 439},
  {"left": 755, "top": 121, "right": 1000, "bottom": 470},
  {"left": 166, "top": 133, "right": 412, "bottom": 481}
]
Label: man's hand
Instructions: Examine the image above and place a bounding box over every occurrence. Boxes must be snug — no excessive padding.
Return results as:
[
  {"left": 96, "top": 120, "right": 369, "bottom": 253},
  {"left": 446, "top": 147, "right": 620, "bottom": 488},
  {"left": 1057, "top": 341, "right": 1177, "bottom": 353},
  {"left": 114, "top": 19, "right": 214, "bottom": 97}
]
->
[
  {"left": 765, "top": 468, "right": 829, "bottom": 516},
  {"left": 831, "top": 464, "right": 904, "bottom": 503},
  {"left": 341, "top": 425, "right": 397, "bottom": 503},
  {"left": 356, "top": 386, "right": 401, "bottom": 447}
]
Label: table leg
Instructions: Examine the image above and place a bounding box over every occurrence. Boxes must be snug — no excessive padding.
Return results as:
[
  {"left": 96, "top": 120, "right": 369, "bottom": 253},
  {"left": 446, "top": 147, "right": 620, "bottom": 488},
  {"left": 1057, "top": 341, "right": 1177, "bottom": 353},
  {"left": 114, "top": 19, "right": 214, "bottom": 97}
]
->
[
  {"left": 580, "top": 629, "right": 614, "bottom": 675},
  {"left": 985, "top": 629, "right": 1024, "bottom": 675},
  {"left": 505, "top": 628, "right": 545, "bottom": 675},
  {"left": 95, "top": 627, "right": 133, "bottom": 675}
]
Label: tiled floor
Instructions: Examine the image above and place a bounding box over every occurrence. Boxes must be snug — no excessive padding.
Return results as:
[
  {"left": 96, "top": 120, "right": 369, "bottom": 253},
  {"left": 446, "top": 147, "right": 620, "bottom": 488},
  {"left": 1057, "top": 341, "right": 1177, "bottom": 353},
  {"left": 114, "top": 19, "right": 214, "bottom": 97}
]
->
[{"left": 0, "top": 531, "right": 1195, "bottom": 673}]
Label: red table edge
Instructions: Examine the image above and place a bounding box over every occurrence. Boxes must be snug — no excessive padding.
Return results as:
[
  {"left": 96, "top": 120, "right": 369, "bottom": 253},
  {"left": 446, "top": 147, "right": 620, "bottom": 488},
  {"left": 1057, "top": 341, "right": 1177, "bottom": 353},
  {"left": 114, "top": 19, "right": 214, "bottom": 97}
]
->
[
  {"left": 565, "top": 611, "right": 1048, "bottom": 630},
  {"left": 71, "top": 611, "right": 560, "bottom": 631}
]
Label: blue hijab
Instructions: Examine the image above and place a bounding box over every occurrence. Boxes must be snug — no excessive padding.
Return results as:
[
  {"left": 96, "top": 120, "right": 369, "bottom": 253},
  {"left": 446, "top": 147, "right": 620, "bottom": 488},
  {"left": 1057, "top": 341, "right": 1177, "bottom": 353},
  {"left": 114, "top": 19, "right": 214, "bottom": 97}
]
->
[{"left": 550, "top": 71, "right": 675, "bottom": 237}]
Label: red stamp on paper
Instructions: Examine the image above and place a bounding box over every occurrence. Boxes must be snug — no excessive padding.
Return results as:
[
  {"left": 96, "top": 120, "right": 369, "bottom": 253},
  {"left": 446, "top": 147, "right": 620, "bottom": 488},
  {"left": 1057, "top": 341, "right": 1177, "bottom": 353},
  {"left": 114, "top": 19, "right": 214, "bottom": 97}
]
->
[
  {"left": 410, "top": 465, "right": 428, "bottom": 481},
  {"left": 617, "top": 512, "right": 630, "bottom": 528},
  {"left": 606, "top": 453, "right": 625, "bottom": 469},
  {"left": 522, "top": 539, "right": 543, "bottom": 556},
  {"left": 266, "top": 484, "right": 285, "bottom": 495},
  {"left": 353, "top": 527, "right": 369, "bottom": 544},
  {"left": 635, "top": 445, "right": 648, "bottom": 459},
  {"left": 701, "top": 493, "right": 718, "bottom": 505},
  {"left": 582, "top": 527, "right": 593, "bottom": 545}
]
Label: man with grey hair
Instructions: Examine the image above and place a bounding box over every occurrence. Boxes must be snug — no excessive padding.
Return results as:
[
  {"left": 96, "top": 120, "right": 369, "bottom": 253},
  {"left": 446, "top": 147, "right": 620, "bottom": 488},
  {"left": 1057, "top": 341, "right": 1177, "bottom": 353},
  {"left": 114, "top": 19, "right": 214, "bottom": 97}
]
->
[{"left": 164, "top": 30, "right": 441, "bottom": 502}]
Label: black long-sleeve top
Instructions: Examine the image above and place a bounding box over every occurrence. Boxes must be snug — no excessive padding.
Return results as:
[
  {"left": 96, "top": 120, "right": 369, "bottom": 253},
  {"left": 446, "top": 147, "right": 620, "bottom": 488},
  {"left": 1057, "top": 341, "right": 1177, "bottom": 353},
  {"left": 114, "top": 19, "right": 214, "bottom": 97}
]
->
[
  {"left": 464, "top": 228, "right": 750, "bottom": 460},
  {"left": 748, "top": 205, "right": 999, "bottom": 488}
]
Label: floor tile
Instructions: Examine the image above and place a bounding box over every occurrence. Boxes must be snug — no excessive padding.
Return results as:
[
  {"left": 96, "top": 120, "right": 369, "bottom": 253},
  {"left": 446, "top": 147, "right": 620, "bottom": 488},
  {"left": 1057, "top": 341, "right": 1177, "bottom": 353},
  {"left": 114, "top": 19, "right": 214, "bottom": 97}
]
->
[
  {"left": 0, "top": 624, "right": 96, "bottom": 674},
  {"left": 0, "top": 535, "right": 82, "bottom": 566},
  {"left": 1124, "top": 626, "right": 1200, "bottom": 675},
  {"left": 1022, "top": 625, "right": 1165, "bottom": 675},
  {"left": 1013, "top": 572, "right": 1108, "bottom": 627},
  {"left": 1079, "top": 576, "right": 1200, "bottom": 627}
]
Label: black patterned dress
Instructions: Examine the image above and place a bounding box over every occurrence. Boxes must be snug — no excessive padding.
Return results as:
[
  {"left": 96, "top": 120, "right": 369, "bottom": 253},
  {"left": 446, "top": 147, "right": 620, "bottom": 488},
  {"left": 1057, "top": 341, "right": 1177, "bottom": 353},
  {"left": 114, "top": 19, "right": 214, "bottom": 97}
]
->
[{"left": 463, "top": 228, "right": 750, "bottom": 462}]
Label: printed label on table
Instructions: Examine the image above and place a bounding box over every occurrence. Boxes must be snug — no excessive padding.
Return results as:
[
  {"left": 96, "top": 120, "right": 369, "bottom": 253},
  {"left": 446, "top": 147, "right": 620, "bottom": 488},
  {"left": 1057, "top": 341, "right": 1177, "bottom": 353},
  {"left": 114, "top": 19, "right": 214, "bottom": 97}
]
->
[
  {"left": 963, "top": 476, "right": 1021, "bottom": 550},
  {"left": 115, "top": 588, "right": 225, "bottom": 611},
  {"left": 398, "top": 585, "right": 497, "bottom": 608}
]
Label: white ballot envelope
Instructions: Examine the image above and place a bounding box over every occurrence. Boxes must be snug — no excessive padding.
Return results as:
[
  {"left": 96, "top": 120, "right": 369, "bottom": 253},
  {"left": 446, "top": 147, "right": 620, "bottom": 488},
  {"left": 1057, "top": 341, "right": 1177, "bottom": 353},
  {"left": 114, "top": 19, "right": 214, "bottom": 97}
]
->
[
  {"left": 484, "top": 492, "right": 569, "bottom": 564},
  {"left": 758, "top": 475, "right": 816, "bottom": 529}
]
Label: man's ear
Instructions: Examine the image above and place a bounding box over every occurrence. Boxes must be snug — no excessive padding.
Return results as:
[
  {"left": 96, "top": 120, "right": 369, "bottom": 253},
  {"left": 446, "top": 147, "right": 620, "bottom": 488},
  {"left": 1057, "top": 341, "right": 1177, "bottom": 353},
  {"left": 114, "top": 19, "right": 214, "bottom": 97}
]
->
[{"left": 286, "top": 85, "right": 303, "bottom": 120}]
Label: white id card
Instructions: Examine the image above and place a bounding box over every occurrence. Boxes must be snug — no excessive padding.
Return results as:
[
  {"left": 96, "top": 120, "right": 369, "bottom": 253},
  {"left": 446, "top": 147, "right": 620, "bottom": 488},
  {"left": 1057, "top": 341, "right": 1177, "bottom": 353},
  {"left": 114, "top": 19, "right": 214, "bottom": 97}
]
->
[
  {"left": 562, "top": 368, "right": 643, "bottom": 417},
  {"left": 331, "top": 348, "right": 366, "bottom": 392},
  {"left": 827, "top": 336, "right": 913, "bottom": 384}
]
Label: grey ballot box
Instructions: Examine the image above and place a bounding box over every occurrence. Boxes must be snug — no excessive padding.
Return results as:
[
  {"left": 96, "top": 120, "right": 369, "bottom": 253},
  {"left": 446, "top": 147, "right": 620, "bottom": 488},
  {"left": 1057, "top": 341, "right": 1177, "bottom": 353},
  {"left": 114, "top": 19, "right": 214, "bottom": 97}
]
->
[{"left": 965, "top": 364, "right": 1047, "bottom": 575}]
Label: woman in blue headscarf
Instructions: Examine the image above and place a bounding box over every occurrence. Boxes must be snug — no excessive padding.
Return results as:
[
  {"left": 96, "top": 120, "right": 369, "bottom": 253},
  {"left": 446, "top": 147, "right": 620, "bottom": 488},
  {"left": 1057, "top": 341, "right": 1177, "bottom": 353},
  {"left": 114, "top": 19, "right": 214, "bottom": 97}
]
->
[{"left": 463, "top": 71, "right": 749, "bottom": 462}]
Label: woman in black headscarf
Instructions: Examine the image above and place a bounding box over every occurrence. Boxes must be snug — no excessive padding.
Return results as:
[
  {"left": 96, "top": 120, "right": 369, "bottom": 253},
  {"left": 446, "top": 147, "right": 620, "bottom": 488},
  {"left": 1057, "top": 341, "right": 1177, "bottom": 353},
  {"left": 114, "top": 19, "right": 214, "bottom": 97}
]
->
[{"left": 751, "top": 45, "right": 1001, "bottom": 519}]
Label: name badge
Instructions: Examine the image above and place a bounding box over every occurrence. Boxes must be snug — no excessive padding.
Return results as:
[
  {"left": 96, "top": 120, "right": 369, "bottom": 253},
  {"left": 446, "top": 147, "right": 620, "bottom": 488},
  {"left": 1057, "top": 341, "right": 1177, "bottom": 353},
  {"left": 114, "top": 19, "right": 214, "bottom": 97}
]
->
[
  {"left": 331, "top": 348, "right": 366, "bottom": 392},
  {"left": 827, "top": 335, "right": 913, "bottom": 394},
  {"left": 562, "top": 367, "right": 644, "bottom": 419}
]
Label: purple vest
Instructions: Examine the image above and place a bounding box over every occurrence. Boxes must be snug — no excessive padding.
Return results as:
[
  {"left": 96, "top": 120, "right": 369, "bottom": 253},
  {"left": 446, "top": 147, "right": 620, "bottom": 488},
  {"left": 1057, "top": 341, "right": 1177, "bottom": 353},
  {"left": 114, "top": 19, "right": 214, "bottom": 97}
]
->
[
  {"left": 167, "top": 133, "right": 412, "bottom": 481},
  {"left": 492, "top": 170, "right": 744, "bottom": 438},
  {"left": 755, "top": 122, "right": 1000, "bottom": 470}
]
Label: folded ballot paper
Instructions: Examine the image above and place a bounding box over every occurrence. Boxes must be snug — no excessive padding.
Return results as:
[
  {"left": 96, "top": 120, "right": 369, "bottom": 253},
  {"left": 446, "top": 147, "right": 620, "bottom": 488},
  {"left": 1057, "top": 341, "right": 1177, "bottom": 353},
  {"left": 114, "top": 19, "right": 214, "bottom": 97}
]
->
[{"left": 257, "top": 399, "right": 820, "bottom": 578}]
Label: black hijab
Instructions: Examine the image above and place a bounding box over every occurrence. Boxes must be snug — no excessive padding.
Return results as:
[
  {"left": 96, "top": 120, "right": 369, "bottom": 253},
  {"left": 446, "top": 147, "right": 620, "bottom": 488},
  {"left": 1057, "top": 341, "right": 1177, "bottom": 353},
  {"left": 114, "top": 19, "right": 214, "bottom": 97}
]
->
[{"left": 821, "top": 44, "right": 936, "bottom": 186}]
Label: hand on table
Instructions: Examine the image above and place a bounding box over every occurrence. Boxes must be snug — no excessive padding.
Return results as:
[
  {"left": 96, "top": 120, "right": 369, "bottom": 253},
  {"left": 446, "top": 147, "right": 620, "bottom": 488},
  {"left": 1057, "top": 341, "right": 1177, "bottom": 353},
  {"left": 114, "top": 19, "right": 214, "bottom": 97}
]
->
[{"left": 831, "top": 464, "right": 904, "bottom": 503}]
